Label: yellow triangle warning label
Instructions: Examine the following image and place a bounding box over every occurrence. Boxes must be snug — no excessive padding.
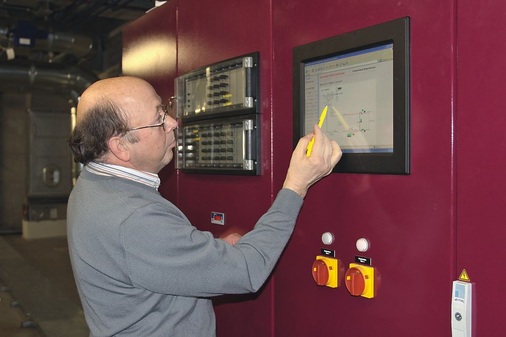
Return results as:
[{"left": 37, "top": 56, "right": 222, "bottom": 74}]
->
[{"left": 458, "top": 269, "right": 471, "bottom": 282}]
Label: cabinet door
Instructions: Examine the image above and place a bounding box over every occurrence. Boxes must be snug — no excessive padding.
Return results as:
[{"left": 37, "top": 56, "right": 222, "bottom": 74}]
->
[
  {"left": 457, "top": 1, "right": 506, "bottom": 336},
  {"left": 177, "top": 1, "right": 274, "bottom": 336}
]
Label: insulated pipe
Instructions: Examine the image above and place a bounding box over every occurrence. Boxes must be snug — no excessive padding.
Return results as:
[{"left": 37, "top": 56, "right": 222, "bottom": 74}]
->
[
  {"left": 0, "top": 63, "right": 98, "bottom": 105},
  {"left": 0, "top": 26, "right": 94, "bottom": 58},
  {"left": 45, "top": 32, "right": 94, "bottom": 57}
]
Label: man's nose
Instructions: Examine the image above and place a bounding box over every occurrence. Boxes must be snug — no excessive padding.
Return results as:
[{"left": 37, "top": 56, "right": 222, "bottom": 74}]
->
[{"left": 165, "top": 116, "right": 178, "bottom": 132}]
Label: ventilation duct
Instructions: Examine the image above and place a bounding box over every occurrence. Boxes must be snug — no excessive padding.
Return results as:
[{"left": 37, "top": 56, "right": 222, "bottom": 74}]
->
[
  {"left": 0, "top": 62, "right": 98, "bottom": 105},
  {"left": 0, "top": 22, "right": 98, "bottom": 105},
  {"left": 8, "top": 22, "right": 94, "bottom": 61},
  {"left": 12, "top": 31, "right": 94, "bottom": 61}
]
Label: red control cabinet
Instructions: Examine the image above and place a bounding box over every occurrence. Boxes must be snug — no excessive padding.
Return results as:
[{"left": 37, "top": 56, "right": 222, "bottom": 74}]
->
[{"left": 123, "top": 0, "right": 506, "bottom": 336}]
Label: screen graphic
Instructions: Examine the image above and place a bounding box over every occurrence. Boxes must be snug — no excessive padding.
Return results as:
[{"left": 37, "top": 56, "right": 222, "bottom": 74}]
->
[{"left": 303, "top": 44, "right": 394, "bottom": 153}]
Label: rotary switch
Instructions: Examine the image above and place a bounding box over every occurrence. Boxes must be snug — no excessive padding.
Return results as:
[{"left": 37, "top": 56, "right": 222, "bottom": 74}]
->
[
  {"left": 312, "top": 259, "right": 329, "bottom": 286},
  {"left": 311, "top": 256, "right": 339, "bottom": 288},
  {"left": 344, "top": 263, "right": 375, "bottom": 298},
  {"left": 345, "top": 267, "right": 366, "bottom": 296}
]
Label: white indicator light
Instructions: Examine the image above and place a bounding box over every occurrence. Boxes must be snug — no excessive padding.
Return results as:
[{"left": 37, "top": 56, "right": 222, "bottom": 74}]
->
[
  {"left": 356, "top": 238, "right": 370, "bottom": 252},
  {"left": 321, "top": 232, "right": 334, "bottom": 245}
]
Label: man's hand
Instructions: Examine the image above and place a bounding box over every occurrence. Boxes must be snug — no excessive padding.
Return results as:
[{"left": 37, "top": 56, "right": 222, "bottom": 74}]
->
[
  {"left": 283, "top": 124, "right": 342, "bottom": 198},
  {"left": 220, "top": 232, "right": 243, "bottom": 246}
]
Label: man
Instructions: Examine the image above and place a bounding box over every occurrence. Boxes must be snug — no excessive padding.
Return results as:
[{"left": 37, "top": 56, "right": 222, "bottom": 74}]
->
[{"left": 67, "top": 76, "right": 341, "bottom": 337}]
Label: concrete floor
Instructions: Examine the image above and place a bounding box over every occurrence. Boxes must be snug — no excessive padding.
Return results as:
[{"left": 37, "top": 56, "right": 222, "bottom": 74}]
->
[{"left": 0, "top": 235, "right": 89, "bottom": 337}]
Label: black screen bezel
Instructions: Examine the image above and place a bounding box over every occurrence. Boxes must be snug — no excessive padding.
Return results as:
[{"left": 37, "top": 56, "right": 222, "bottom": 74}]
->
[{"left": 293, "top": 17, "right": 410, "bottom": 174}]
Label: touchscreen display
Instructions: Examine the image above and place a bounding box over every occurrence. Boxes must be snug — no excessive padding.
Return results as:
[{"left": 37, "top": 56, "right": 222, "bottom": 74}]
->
[{"left": 303, "top": 44, "right": 394, "bottom": 153}]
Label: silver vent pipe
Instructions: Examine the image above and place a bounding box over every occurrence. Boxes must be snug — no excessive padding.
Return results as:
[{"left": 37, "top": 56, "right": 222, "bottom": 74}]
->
[
  {"left": 0, "top": 63, "right": 98, "bottom": 105},
  {"left": 46, "top": 32, "right": 94, "bottom": 58}
]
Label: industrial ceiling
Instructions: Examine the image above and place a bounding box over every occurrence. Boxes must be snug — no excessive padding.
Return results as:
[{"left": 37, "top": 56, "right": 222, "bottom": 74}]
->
[{"left": 0, "top": 0, "right": 161, "bottom": 100}]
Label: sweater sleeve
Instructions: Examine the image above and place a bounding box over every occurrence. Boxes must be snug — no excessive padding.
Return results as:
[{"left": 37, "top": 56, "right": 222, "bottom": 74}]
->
[{"left": 121, "top": 188, "right": 303, "bottom": 297}]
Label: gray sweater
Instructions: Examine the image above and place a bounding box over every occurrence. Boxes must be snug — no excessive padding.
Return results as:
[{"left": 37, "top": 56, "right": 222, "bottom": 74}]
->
[{"left": 67, "top": 168, "right": 303, "bottom": 337}]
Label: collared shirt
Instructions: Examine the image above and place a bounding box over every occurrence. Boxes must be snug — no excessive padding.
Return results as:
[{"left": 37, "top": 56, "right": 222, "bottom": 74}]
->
[{"left": 86, "top": 161, "right": 161, "bottom": 190}]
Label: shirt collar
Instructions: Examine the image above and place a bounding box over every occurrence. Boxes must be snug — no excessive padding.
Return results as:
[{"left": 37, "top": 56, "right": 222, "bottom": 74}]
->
[{"left": 86, "top": 161, "right": 161, "bottom": 190}]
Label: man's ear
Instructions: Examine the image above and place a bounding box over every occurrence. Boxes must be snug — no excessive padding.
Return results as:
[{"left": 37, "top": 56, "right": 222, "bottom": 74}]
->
[{"left": 108, "top": 136, "right": 131, "bottom": 162}]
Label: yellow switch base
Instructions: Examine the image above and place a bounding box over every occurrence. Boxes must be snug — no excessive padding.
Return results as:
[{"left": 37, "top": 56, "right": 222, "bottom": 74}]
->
[
  {"left": 316, "top": 256, "right": 339, "bottom": 288},
  {"left": 348, "top": 263, "right": 375, "bottom": 298}
]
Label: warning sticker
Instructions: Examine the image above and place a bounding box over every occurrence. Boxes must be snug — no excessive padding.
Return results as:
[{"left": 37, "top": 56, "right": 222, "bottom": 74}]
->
[
  {"left": 458, "top": 269, "right": 471, "bottom": 282},
  {"left": 210, "top": 211, "right": 225, "bottom": 225}
]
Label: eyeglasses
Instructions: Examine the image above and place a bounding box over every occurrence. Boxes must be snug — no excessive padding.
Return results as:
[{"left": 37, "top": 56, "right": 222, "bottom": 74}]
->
[{"left": 127, "top": 104, "right": 170, "bottom": 132}]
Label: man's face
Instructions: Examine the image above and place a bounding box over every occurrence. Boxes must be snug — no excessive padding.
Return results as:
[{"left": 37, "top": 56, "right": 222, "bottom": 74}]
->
[{"left": 123, "top": 82, "right": 178, "bottom": 174}]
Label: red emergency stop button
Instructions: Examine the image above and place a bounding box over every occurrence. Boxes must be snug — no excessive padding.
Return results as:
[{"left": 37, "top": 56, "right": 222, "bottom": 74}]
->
[
  {"left": 345, "top": 267, "right": 365, "bottom": 296},
  {"left": 312, "top": 259, "right": 329, "bottom": 286}
]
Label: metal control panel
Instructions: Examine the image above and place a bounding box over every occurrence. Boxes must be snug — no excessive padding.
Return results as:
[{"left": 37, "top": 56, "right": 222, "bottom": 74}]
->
[
  {"left": 177, "top": 115, "right": 258, "bottom": 174},
  {"left": 175, "top": 53, "right": 260, "bottom": 174}
]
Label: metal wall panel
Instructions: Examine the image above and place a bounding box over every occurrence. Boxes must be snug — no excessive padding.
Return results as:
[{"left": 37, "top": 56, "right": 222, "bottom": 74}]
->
[{"left": 28, "top": 111, "right": 72, "bottom": 198}]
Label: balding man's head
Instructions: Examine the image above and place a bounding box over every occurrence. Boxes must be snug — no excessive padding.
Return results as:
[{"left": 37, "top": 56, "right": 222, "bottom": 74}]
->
[
  {"left": 69, "top": 76, "right": 153, "bottom": 164},
  {"left": 77, "top": 76, "right": 149, "bottom": 122},
  {"left": 69, "top": 76, "right": 176, "bottom": 173}
]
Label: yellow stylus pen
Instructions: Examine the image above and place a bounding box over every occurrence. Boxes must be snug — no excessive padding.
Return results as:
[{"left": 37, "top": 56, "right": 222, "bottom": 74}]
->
[{"left": 306, "top": 105, "right": 328, "bottom": 157}]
